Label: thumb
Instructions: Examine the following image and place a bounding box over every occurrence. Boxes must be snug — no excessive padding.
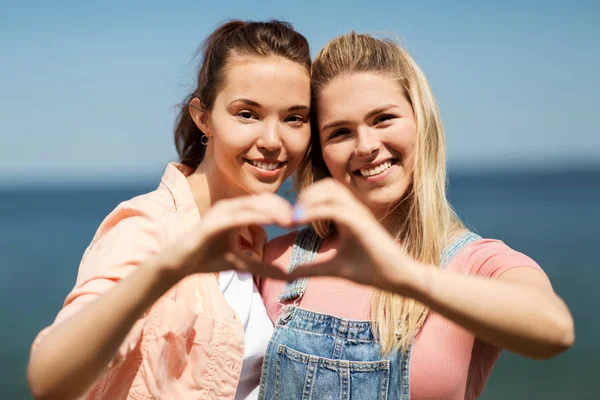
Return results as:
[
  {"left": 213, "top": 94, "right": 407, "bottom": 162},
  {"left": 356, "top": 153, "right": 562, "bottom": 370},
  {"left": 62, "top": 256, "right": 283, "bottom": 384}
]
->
[
  {"left": 286, "top": 259, "right": 341, "bottom": 281},
  {"left": 226, "top": 254, "right": 289, "bottom": 281}
]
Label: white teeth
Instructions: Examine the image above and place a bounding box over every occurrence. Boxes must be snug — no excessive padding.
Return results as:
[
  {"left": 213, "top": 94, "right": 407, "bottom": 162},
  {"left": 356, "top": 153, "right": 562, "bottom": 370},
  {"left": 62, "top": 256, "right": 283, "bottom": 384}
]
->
[
  {"left": 359, "top": 160, "right": 393, "bottom": 177},
  {"left": 249, "top": 160, "right": 280, "bottom": 171}
]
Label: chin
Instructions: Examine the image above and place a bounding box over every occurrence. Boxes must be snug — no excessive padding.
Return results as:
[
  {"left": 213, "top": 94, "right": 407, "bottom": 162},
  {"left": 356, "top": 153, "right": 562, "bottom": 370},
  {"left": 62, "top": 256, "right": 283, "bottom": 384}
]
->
[
  {"left": 357, "top": 187, "right": 408, "bottom": 212},
  {"left": 244, "top": 180, "right": 282, "bottom": 195}
]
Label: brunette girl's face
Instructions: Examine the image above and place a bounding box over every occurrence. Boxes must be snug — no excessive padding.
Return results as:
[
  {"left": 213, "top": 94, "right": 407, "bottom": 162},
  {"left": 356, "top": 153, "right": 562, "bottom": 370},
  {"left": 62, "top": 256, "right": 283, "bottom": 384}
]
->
[{"left": 194, "top": 55, "right": 311, "bottom": 195}]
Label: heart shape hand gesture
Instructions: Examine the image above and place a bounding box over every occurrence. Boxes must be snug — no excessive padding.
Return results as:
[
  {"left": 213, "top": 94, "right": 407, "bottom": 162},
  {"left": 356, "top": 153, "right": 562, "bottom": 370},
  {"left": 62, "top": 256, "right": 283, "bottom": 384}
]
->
[{"left": 162, "top": 180, "right": 419, "bottom": 294}]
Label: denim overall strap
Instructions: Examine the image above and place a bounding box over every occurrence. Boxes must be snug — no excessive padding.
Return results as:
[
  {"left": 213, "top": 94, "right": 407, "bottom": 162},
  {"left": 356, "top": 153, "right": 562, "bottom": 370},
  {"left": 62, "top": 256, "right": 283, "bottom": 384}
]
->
[
  {"left": 278, "top": 230, "right": 481, "bottom": 304},
  {"left": 258, "top": 230, "right": 484, "bottom": 400},
  {"left": 277, "top": 227, "right": 322, "bottom": 303},
  {"left": 440, "top": 232, "right": 482, "bottom": 268}
]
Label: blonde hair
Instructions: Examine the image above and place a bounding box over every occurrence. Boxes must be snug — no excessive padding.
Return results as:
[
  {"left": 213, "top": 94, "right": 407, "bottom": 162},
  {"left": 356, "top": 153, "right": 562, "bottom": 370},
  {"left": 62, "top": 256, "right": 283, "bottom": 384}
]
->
[{"left": 297, "top": 32, "right": 464, "bottom": 353}]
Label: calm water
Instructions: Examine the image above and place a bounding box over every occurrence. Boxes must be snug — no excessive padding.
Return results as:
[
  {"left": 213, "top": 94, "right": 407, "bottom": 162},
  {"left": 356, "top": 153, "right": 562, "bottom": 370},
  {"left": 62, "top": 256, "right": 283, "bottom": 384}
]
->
[{"left": 0, "top": 168, "right": 598, "bottom": 399}]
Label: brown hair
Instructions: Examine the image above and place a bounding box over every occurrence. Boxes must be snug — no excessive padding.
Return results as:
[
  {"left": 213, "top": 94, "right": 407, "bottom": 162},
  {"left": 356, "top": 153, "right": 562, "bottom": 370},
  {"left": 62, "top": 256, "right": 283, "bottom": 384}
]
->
[
  {"left": 298, "top": 32, "right": 464, "bottom": 353},
  {"left": 174, "top": 20, "right": 311, "bottom": 169}
]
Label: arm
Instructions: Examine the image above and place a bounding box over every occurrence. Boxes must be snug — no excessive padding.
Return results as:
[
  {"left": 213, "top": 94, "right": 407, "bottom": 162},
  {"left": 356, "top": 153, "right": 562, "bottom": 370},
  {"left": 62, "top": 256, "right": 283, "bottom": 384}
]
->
[
  {"left": 27, "top": 212, "right": 179, "bottom": 400},
  {"left": 28, "top": 194, "right": 293, "bottom": 400},
  {"left": 28, "top": 255, "right": 179, "bottom": 400},
  {"left": 397, "top": 261, "right": 574, "bottom": 359},
  {"left": 289, "top": 179, "right": 575, "bottom": 360}
]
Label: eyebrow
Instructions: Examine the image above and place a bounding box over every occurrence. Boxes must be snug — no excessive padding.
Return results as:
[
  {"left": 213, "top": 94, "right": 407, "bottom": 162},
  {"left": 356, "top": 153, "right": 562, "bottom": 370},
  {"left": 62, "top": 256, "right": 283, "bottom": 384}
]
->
[
  {"left": 229, "top": 98, "right": 261, "bottom": 108},
  {"left": 365, "top": 104, "right": 397, "bottom": 120},
  {"left": 321, "top": 104, "right": 398, "bottom": 132},
  {"left": 287, "top": 105, "right": 310, "bottom": 112},
  {"left": 229, "top": 98, "right": 309, "bottom": 112},
  {"left": 321, "top": 120, "right": 350, "bottom": 132}
]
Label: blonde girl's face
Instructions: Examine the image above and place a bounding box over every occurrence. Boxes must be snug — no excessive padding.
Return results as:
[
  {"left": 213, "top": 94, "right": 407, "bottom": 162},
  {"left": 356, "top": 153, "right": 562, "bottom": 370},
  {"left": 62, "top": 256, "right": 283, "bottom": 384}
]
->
[{"left": 317, "top": 72, "right": 418, "bottom": 212}]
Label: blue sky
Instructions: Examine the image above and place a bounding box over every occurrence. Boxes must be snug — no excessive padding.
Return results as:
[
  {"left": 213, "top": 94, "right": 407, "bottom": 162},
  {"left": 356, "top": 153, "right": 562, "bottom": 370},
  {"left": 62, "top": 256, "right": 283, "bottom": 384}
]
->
[{"left": 1, "top": 0, "right": 598, "bottom": 185}]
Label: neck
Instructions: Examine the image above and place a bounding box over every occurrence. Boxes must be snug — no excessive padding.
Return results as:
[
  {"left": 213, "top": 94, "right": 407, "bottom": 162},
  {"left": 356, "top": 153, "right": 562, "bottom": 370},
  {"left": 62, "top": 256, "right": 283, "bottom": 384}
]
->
[
  {"left": 186, "top": 155, "right": 246, "bottom": 217},
  {"left": 370, "top": 200, "right": 410, "bottom": 238}
]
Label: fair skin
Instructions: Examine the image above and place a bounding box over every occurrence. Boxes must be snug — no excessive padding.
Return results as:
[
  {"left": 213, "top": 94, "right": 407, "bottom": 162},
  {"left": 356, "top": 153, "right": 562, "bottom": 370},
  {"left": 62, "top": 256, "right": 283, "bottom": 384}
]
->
[
  {"left": 189, "top": 56, "right": 312, "bottom": 214},
  {"left": 27, "top": 55, "right": 309, "bottom": 400},
  {"left": 285, "top": 72, "right": 574, "bottom": 359},
  {"left": 316, "top": 72, "right": 416, "bottom": 224}
]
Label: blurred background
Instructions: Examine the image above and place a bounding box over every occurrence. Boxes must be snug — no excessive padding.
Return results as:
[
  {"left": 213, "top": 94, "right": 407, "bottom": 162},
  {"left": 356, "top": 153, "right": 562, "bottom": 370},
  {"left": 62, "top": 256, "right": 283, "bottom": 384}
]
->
[{"left": 1, "top": 0, "right": 598, "bottom": 398}]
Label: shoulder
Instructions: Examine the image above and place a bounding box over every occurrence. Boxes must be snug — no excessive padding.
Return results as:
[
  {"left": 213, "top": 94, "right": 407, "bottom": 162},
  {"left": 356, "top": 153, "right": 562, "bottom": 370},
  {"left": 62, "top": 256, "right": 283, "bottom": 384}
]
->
[
  {"left": 70, "top": 188, "right": 178, "bottom": 290},
  {"left": 453, "top": 237, "right": 542, "bottom": 279},
  {"left": 87, "top": 187, "right": 176, "bottom": 252},
  {"left": 115, "top": 185, "right": 176, "bottom": 221}
]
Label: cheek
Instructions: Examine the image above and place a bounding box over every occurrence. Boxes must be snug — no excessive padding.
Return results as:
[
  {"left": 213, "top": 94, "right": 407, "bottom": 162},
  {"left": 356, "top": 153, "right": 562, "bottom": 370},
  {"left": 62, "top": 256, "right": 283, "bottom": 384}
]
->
[
  {"left": 389, "top": 122, "right": 417, "bottom": 163},
  {"left": 282, "top": 126, "right": 311, "bottom": 159},
  {"left": 398, "top": 140, "right": 416, "bottom": 170},
  {"left": 212, "top": 121, "right": 254, "bottom": 156},
  {"left": 402, "top": 135, "right": 417, "bottom": 170},
  {"left": 322, "top": 145, "right": 347, "bottom": 177}
]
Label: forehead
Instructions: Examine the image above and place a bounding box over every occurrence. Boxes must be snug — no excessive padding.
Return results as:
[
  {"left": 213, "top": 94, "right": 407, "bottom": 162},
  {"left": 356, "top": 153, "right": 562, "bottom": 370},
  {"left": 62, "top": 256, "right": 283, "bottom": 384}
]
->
[
  {"left": 317, "top": 72, "right": 408, "bottom": 123},
  {"left": 218, "top": 56, "right": 310, "bottom": 106}
]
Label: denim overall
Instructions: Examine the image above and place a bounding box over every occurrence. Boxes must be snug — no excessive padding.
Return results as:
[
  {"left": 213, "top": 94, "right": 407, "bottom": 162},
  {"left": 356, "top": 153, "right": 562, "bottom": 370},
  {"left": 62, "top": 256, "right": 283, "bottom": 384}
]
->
[{"left": 258, "top": 228, "right": 481, "bottom": 400}]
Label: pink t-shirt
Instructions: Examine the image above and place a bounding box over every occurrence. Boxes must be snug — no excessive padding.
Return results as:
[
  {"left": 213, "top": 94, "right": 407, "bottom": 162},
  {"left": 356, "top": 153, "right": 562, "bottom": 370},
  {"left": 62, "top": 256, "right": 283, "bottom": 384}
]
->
[{"left": 259, "top": 231, "right": 543, "bottom": 400}]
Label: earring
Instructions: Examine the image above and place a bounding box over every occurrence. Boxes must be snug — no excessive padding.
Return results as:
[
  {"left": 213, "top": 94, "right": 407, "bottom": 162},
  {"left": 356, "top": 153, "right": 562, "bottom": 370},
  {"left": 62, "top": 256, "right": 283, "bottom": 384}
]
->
[{"left": 200, "top": 135, "right": 209, "bottom": 145}]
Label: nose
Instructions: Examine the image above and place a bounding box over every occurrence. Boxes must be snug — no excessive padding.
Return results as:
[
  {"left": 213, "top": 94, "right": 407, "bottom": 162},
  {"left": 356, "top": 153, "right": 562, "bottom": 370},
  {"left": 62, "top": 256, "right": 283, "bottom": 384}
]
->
[
  {"left": 354, "top": 126, "right": 380, "bottom": 157},
  {"left": 256, "top": 120, "right": 283, "bottom": 152}
]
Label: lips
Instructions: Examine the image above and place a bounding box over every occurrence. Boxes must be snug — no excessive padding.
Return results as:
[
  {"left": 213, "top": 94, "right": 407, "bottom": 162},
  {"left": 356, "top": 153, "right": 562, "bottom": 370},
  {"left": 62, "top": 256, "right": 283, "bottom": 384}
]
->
[
  {"left": 354, "top": 158, "right": 399, "bottom": 177},
  {"left": 245, "top": 159, "right": 286, "bottom": 171}
]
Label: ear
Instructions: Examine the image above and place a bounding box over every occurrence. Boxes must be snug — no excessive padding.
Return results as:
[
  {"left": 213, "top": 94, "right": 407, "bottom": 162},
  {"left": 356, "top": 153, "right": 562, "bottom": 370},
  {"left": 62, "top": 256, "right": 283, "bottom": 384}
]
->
[{"left": 189, "top": 97, "right": 211, "bottom": 137}]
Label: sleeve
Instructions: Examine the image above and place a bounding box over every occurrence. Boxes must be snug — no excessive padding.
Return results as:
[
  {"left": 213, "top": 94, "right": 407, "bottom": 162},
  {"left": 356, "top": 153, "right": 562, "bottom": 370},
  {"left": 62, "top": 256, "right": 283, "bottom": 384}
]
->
[
  {"left": 30, "top": 205, "right": 166, "bottom": 369},
  {"left": 461, "top": 239, "right": 544, "bottom": 279}
]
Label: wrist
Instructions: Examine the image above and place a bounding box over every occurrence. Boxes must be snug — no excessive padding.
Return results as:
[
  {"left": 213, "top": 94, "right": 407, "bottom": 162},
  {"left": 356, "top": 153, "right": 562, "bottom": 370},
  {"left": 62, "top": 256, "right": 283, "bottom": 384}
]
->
[
  {"left": 147, "top": 249, "right": 190, "bottom": 289},
  {"left": 389, "top": 259, "right": 436, "bottom": 301}
]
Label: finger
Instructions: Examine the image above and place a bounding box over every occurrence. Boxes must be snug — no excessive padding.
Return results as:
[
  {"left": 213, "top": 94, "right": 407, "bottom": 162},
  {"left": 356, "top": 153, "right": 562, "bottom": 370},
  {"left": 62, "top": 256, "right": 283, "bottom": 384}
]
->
[
  {"left": 238, "top": 225, "right": 252, "bottom": 243},
  {"left": 213, "top": 207, "right": 289, "bottom": 236},
  {"left": 247, "top": 224, "right": 267, "bottom": 252},
  {"left": 296, "top": 179, "right": 354, "bottom": 208},
  {"left": 225, "top": 253, "right": 288, "bottom": 281},
  {"left": 223, "top": 252, "right": 248, "bottom": 272},
  {"left": 237, "top": 224, "right": 266, "bottom": 257},
  {"left": 232, "top": 241, "right": 264, "bottom": 263},
  {"left": 294, "top": 184, "right": 369, "bottom": 227},
  {"left": 286, "top": 260, "right": 341, "bottom": 280},
  {"left": 244, "top": 195, "right": 294, "bottom": 228},
  {"left": 224, "top": 194, "right": 294, "bottom": 228},
  {"left": 292, "top": 202, "right": 355, "bottom": 230},
  {"left": 246, "top": 260, "right": 289, "bottom": 281}
]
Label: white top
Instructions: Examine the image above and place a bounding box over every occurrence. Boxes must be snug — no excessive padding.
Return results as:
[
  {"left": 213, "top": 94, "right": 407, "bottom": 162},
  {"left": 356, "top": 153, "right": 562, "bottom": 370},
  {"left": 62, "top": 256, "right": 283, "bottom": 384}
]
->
[{"left": 218, "top": 270, "right": 274, "bottom": 400}]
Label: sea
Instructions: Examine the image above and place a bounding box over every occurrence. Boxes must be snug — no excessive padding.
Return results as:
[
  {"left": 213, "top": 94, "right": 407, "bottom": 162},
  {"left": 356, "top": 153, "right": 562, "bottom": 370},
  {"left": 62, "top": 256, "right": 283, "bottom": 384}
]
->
[{"left": 0, "top": 167, "right": 598, "bottom": 399}]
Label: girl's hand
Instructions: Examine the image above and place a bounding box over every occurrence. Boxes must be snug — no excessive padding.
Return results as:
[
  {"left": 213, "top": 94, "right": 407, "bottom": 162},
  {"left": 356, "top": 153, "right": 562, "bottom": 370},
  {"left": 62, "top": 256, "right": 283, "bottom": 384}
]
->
[
  {"left": 289, "top": 179, "right": 421, "bottom": 292},
  {"left": 160, "top": 193, "right": 295, "bottom": 281}
]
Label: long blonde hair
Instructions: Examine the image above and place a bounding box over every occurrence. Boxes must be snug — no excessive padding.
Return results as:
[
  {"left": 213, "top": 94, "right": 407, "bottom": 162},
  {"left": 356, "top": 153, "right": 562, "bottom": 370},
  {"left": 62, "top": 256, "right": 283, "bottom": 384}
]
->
[{"left": 297, "top": 32, "right": 464, "bottom": 353}]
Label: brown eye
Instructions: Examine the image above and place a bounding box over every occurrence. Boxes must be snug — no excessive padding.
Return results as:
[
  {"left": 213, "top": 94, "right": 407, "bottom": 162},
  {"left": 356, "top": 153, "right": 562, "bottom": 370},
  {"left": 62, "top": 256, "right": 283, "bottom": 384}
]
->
[
  {"left": 238, "top": 110, "right": 258, "bottom": 120},
  {"left": 284, "top": 115, "right": 306, "bottom": 126},
  {"left": 328, "top": 128, "right": 351, "bottom": 140},
  {"left": 285, "top": 115, "right": 304, "bottom": 122},
  {"left": 374, "top": 114, "right": 395, "bottom": 124}
]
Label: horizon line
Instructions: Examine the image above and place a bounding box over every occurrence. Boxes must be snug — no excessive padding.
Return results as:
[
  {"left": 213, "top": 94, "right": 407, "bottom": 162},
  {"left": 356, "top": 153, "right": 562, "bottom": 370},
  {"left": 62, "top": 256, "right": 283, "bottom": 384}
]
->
[{"left": 1, "top": 162, "right": 599, "bottom": 191}]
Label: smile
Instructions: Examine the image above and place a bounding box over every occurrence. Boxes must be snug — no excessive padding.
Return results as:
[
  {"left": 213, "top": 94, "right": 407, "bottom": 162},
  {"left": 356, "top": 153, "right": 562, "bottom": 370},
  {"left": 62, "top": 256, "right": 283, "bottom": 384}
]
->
[
  {"left": 355, "top": 159, "right": 398, "bottom": 178},
  {"left": 246, "top": 159, "right": 285, "bottom": 171}
]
